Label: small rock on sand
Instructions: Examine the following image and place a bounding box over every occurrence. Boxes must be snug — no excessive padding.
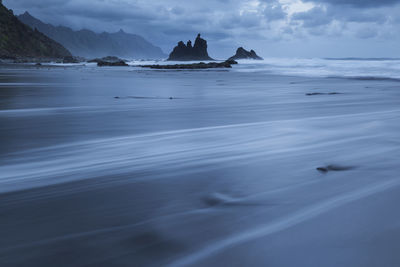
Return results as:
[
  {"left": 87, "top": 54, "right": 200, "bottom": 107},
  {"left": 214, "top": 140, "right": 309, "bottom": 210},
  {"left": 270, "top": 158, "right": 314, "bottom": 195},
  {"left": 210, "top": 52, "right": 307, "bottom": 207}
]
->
[{"left": 317, "top": 165, "right": 355, "bottom": 173}]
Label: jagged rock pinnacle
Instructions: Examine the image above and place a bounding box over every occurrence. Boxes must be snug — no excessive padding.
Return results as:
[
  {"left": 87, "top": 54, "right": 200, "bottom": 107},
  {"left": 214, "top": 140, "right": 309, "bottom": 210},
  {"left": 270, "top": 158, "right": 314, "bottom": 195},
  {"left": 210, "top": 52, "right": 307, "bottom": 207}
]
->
[
  {"left": 228, "top": 47, "right": 263, "bottom": 60},
  {"left": 167, "top": 34, "right": 214, "bottom": 61}
]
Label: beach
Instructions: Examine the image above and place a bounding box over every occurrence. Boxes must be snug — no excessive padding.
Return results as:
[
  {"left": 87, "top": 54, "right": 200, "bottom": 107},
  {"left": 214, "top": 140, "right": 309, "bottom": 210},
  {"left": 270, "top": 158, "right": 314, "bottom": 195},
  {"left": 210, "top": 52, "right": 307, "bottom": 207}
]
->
[{"left": 1, "top": 59, "right": 400, "bottom": 266}]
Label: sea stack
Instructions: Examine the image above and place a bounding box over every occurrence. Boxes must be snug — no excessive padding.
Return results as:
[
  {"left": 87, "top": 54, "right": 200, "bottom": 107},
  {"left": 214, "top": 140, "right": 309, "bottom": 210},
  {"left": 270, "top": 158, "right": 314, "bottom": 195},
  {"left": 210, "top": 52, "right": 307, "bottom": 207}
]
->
[
  {"left": 228, "top": 47, "right": 263, "bottom": 60},
  {"left": 167, "top": 34, "right": 214, "bottom": 61}
]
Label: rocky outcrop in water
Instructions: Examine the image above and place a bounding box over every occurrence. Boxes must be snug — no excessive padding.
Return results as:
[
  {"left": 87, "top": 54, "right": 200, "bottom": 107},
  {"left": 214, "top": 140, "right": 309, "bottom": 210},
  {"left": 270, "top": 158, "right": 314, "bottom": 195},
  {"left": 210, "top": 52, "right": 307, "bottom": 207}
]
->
[
  {"left": 88, "top": 56, "right": 123, "bottom": 63},
  {"left": 228, "top": 47, "right": 263, "bottom": 60},
  {"left": 141, "top": 60, "right": 237, "bottom": 69},
  {"left": 167, "top": 34, "right": 214, "bottom": 61},
  {"left": 97, "top": 60, "right": 128, "bottom": 67},
  {"left": 62, "top": 56, "right": 80, "bottom": 63},
  {"left": 91, "top": 56, "right": 128, "bottom": 66}
]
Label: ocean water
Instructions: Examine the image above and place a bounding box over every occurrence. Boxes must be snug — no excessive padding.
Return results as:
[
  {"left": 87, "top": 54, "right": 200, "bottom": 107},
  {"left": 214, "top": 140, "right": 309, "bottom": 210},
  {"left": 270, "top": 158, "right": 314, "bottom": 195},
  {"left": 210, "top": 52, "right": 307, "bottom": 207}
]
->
[
  {"left": 50, "top": 57, "right": 400, "bottom": 79},
  {"left": 130, "top": 57, "right": 400, "bottom": 79},
  {"left": 234, "top": 58, "right": 400, "bottom": 79},
  {"left": 1, "top": 59, "right": 400, "bottom": 266}
]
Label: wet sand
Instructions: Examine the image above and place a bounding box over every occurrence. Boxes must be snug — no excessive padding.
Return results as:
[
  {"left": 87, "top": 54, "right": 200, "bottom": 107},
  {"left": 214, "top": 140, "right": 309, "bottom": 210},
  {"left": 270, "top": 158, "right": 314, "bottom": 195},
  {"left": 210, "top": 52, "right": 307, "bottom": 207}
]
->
[{"left": 1, "top": 63, "right": 400, "bottom": 266}]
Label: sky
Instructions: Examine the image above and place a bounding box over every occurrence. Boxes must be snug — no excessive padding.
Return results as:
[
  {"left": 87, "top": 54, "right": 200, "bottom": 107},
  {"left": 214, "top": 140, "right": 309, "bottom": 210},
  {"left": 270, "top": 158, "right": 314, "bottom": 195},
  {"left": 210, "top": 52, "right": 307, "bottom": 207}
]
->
[{"left": 4, "top": 0, "right": 400, "bottom": 58}]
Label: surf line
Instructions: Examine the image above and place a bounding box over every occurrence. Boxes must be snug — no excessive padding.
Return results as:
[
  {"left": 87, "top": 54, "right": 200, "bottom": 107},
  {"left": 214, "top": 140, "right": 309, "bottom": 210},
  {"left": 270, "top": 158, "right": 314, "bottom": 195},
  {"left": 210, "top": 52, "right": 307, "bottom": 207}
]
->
[{"left": 168, "top": 178, "right": 400, "bottom": 267}]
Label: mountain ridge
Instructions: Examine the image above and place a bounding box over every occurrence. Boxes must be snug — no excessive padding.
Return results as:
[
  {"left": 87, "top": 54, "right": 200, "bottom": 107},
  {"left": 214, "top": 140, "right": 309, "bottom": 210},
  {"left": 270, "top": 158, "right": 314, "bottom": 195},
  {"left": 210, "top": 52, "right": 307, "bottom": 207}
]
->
[
  {"left": 0, "top": 3, "right": 71, "bottom": 59},
  {"left": 18, "top": 12, "right": 166, "bottom": 59}
]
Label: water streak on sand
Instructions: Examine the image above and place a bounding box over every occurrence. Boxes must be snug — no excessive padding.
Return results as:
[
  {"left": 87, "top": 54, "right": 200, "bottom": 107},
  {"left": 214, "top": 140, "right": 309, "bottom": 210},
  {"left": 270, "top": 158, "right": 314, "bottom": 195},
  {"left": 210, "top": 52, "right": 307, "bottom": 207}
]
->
[
  {"left": 1, "top": 109, "right": 396, "bottom": 194},
  {"left": 168, "top": 178, "right": 400, "bottom": 267},
  {"left": 2, "top": 64, "right": 400, "bottom": 266}
]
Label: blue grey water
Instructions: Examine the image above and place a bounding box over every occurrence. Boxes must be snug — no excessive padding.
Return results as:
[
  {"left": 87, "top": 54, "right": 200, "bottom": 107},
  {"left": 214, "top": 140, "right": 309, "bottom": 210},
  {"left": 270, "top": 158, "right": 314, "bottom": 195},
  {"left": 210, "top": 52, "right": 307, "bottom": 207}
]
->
[{"left": 1, "top": 59, "right": 400, "bottom": 266}]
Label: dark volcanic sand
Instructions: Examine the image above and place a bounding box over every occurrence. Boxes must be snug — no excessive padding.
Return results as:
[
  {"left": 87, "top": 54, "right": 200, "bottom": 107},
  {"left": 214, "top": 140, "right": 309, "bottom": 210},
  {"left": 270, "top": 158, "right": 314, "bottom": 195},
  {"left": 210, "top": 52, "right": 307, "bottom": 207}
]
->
[{"left": 1, "top": 63, "right": 400, "bottom": 266}]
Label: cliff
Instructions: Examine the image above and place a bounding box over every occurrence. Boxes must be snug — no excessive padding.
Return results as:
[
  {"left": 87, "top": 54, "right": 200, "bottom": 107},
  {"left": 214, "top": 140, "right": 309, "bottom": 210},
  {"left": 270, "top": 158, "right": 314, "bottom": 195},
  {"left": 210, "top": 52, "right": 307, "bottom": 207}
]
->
[{"left": 0, "top": 3, "right": 71, "bottom": 59}]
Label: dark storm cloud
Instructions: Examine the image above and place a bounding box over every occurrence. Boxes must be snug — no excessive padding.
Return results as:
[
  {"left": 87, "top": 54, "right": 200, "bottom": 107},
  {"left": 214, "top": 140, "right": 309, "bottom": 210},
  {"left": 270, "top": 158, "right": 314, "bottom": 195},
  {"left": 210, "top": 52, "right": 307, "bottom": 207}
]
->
[
  {"left": 3, "top": 0, "right": 400, "bottom": 57},
  {"left": 3, "top": 0, "right": 291, "bottom": 57},
  {"left": 292, "top": 7, "right": 331, "bottom": 27}
]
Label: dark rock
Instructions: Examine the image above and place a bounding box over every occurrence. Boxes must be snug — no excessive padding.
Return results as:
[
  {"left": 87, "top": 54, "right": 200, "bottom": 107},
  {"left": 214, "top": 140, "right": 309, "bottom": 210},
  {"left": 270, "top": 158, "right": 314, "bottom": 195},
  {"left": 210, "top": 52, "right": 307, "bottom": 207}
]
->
[
  {"left": 89, "top": 56, "right": 128, "bottom": 66},
  {"left": 228, "top": 47, "right": 263, "bottom": 60},
  {"left": 114, "top": 96, "right": 183, "bottom": 100},
  {"left": 317, "top": 165, "right": 355, "bottom": 173},
  {"left": 167, "top": 34, "right": 214, "bottom": 61},
  {"left": 187, "top": 40, "right": 192, "bottom": 49},
  {"left": 97, "top": 60, "right": 128, "bottom": 67},
  {"left": 203, "top": 193, "right": 237, "bottom": 207},
  {"left": 225, "top": 59, "right": 239, "bottom": 65},
  {"left": 317, "top": 167, "right": 329, "bottom": 173},
  {"left": 141, "top": 60, "right": 237, "bottom": 70},
  {"left": 326, "top": 165, "right": 355, "bottom": 171},
  {"left": 0, "top": 55, "right": 16, "bottom": 60},
  {"left": 88, "top": 56, "right": 123, "bottom": 63},
  {"left": 307, "top": 93, "right": 324, "bottom": 96},
  {"left": 306, "top": 92, "right": 342, "bottom": 96},
  {"left": 62, "top": 56, "right": 79, "bottom": 63}
]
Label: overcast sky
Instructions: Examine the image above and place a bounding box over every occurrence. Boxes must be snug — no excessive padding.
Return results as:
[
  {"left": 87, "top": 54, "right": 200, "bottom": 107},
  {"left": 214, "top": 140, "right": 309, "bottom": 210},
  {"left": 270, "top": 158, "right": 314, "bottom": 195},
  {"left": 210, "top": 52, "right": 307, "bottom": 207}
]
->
[{"left": 4, "top": 0, "right": 400, "bottom": 58}]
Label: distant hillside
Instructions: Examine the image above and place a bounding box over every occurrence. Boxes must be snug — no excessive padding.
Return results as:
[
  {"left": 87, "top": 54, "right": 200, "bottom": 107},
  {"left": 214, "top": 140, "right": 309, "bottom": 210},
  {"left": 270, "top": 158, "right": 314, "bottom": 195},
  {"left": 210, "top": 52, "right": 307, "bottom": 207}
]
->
[
  {"left": 0, "top": 3, "right": 71, "bottom": 59},
  {"left": 18, "top": 12, "right": 166, "bottom": 59}
]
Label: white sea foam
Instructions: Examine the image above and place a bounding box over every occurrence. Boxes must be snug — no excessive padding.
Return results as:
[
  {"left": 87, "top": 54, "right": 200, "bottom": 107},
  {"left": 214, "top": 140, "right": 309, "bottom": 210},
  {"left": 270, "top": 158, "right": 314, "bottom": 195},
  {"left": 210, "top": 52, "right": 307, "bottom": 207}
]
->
[{"left": 127, "top": 58, "right": 400, "bottom": 79}]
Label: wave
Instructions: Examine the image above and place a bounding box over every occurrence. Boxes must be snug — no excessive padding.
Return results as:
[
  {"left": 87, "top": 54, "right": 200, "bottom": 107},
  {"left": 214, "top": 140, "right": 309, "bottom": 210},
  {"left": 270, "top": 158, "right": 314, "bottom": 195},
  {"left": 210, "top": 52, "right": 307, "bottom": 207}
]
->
[
  {"left": 229, "top": 58, "right": 400, "bottom": 80},
  {"left": 324, "top": 57, "right": 400, "bottom": 61},
  {"left": 26, "top": 57, "right": 400, "bottom": 80},
  {"left": 126, "top": 58, "right": 400, "bottom": 80},
  {"left": 344, "top": 76, "right": 400, "bottom": 82}
]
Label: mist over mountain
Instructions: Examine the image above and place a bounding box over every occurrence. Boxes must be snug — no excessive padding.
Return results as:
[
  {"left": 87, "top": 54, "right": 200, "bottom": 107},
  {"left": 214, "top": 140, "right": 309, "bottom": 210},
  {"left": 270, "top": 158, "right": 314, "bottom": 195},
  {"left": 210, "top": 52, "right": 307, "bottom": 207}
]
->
[
  {"left": 0, "top": 2, "right": 71, "bottom": 59},
  {"left": 18, "top": 12, "right": 166, "bottom": 59}
]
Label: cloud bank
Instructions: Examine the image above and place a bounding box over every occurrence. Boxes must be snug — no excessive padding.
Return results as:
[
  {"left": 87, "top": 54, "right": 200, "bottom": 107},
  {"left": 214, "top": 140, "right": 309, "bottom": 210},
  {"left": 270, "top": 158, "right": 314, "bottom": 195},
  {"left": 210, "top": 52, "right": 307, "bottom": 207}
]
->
[{"left": 4, "top": 0, "right": 400, "bottom": 58}]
